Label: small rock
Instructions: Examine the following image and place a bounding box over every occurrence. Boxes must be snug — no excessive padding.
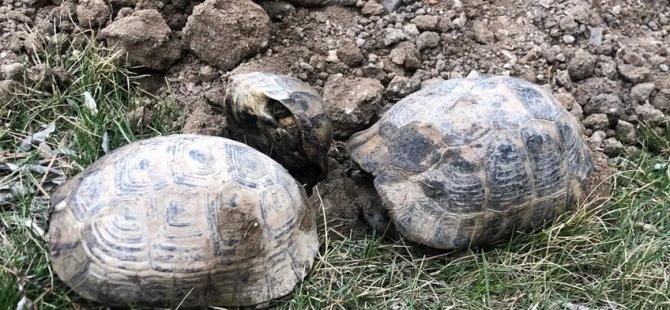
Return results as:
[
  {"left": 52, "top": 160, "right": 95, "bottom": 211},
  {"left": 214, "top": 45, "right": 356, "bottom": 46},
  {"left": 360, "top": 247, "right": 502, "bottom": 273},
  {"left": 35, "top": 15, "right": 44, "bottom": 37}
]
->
[
  {"left": 198, "top": 65, "right": 219, "bottom": 82},
  {"left": 384, "top": 28, "right": 406, "bottom": 46},
  {"left": 0, "top": 63, "right": 25, "bottom": 81},
  {"left": 615, "top": 120, "right": 637, "bottom": 144},
  {"left": 635, "top": 103, "right": 666, "bottom": 126},
  {"left": 589, "top": 27, "right": 603, "bottom": 46},
  {"left": 617, "top": 64, "right": 650, "bottom": 83},
  {"left": 602, "top": 138, "right": 624, "bottom": 156},
  {"left": 555, "top": 69, "right": 572, "bottom": 90},
  {"left": 411, "top": 15, "right": 438, "bottom": 31},
  {"left": 183, "top": 0, "right": 270, "bottom": 71},
  {"left": 389, "top": 42, "right": 421, "bottom": 70},
  {"left": 327, "top": 50, "right": 339, "bottom": 63},
  {"left": 76, "top": 0, "right": 110, "bottom": 28},
  {"left": 584, "top": 93, "right": 625, "bottom": 117},
  {"left": 595, "top": 56, "right": 617, "bottom": 79},
  {"left": 0, "top": 80, "right": 17, "bottom": 99},
  {"left": 259, "top": 1, "right": 295, "bottom": 20},
  {"left": 416, "top": 31, "right": 440, "bottom": 50},
  {"left": 589, "top": 130, "right": 607, "bottom": 149},
  {"left": 322, "top": 75, "right": 385, "bottom": 139},
  {"left": 472, "top": 20, "right": 494, "bottom": 45},
  {"left": 452, "top": 12, "right": 467, "bottom": 28},
  {"left": 630, "top": 83, "right": 655, "bottom": 102},
  {"left": 338, "top": 42, "right": 365, "bottom": 67},
  {"left": 562, "top": 35, "right": 575, "bottom": 44},
  {"left": 99, "top": 10, "right": 182, "bottom": 71},
  {"left": 559, "top": 14, "right": 578, "bottom": 33},
  {"left": 582, "top": 113, "right": 610, "bottom": 131},
  {"left": 612, "top": 5, "right": 621, "bottom": 14},
  {"left": 403, "top": 24, "right": 420, "bottom": 38},
  {"left": 382, "top": 0, "right": 402, "bottom": 13},
  {"left": 660, "top": 64, "right": 669, "bottom": 72},
  {"left": 361, "top": 0, "right": 384, "bottom": 16},
  {"left": 568, "top": 49, "right": 596, "bottom": 81},
  {"left": 651, "top": 89, "right": 670, "bottom": 113},
  {"left": 204, "top": 88, "right": 225, "bottom": 106},
  {"left": 385, "top": 75, "right": 420, "bottom": 100}
]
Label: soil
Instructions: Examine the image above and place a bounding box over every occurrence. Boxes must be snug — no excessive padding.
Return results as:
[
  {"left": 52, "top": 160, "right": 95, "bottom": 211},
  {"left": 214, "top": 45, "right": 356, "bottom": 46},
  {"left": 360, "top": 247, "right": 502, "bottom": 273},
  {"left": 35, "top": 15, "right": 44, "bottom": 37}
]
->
[{"left": 1, "top": 0, "right": 668, "bottom": 237}]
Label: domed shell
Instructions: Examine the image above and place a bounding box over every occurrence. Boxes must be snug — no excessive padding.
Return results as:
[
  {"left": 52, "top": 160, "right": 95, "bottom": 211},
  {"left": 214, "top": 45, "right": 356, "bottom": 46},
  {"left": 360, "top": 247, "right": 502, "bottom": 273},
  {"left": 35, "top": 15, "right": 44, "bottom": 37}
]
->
[
  {"left": 347, "top": 75, "right": 594, "bottom": 250},
  {"left": 47, "top": 134, "right": 318, "bottom": 308},
  {"left": 225, "top": 72, "right": 333, "bottom": 185}
]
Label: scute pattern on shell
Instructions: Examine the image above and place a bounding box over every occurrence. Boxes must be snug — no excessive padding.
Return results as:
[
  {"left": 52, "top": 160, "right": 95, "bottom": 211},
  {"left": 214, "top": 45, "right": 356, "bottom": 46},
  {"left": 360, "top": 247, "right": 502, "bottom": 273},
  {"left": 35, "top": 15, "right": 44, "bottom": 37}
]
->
[
  {"left": 47, "top": 134, "right": 318, "bottom": 308},
  {"left": 225, "top": 72, "right": 333, "bottom": 186},
  {"left": 347, "top": 75, "right": 594, "bottom": 250}
]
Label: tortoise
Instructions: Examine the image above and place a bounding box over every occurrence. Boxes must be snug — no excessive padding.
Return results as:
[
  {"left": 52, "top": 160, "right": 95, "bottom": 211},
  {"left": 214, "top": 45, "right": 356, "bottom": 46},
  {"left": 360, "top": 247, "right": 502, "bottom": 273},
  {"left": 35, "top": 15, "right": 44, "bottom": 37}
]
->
[
  {"left": 224, "top": 72, "right": 333, "bottom": 187},
  {"left": 47, "top": 134, "right": 318, "bottom": 308},
  {"left": 346, "top": 75, "right": 595, "bottom": 250}
]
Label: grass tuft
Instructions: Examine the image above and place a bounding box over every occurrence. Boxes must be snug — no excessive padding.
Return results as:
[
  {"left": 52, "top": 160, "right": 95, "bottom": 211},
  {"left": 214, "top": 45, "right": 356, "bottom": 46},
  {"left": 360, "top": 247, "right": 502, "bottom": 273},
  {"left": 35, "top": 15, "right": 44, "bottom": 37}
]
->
[{"left": 0, "top": 27, "right": 185, "bottom": 309}]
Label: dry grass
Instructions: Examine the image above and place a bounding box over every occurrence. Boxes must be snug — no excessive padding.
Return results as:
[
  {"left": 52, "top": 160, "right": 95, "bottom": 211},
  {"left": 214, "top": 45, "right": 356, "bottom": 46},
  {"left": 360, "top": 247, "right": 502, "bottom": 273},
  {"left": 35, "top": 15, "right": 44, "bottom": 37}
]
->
[{"left": 1, "top": 30, "right": 669, "bottom": 310}]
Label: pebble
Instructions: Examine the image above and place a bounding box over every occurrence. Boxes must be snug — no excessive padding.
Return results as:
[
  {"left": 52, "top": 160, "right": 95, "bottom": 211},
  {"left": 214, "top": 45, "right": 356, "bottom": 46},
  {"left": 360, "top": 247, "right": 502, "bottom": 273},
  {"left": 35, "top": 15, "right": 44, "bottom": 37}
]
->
[
  {"left": 384, "top": 28, "right": 406, "bottom": 46},
  {"left": 660, "top": 64, "right": 669, "bottom": 72},
  {"left": 562, "top": 35, "right": 575, "bottom": 44},
  {"left": 416, "top": 31, "right": 440, "bottom": 50},
  {"left": 589, "top": 27, "right": 603, "bottom": 46}
]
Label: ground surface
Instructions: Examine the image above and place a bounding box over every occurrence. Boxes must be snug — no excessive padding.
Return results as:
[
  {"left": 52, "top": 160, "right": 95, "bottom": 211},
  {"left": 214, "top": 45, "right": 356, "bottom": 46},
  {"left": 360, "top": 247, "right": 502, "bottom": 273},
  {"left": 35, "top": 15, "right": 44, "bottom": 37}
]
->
[{"left": 1, "top": 0, "right": 669, "bottom": 309}]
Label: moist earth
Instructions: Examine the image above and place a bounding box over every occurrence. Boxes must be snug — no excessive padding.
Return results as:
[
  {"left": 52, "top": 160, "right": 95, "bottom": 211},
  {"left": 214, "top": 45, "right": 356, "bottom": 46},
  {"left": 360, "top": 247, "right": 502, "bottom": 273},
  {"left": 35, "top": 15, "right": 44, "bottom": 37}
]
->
[{"left": 1, "top": 0, "right": 668, "bottom": 238}]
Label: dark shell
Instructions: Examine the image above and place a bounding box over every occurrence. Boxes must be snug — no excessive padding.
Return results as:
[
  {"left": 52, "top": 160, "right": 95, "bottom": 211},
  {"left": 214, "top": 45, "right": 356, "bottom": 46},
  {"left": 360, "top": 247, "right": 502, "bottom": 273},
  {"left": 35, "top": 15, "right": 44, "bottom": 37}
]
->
[
  {"left": 47, "top": 134, "right": 318, "bottom": 308},
  {"left": 347, "top": 75, "right": 594, "bottom": 250}
]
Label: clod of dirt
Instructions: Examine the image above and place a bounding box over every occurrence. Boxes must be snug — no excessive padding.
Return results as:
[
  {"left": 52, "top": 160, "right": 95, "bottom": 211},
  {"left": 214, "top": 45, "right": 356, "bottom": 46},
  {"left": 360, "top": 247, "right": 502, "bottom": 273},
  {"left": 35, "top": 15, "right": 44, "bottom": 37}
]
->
[
  {"left": 182, "top": 99, "right": 228, "bottom": 136},
  {"left": 615, "top": 120, "right": 637, "bottom": 144},
  {"left": 582, "top": 113, "right": 609, "bottom": 131},
  {"left": 416, "top": 31, "right": 440, "bottom": 51},
  {"left": 629, "top": 82, "right": 655, "bottom": 102},
  {"left": 322, "top": 74, "right": 384, "bottom": 139},
  {"left": 76, "top": 0, "right": 111, "bottom": 28},
  {"left": 385, "top": 75, "right": 420, "bottom": 101},
  {"left": 0, "top": 63, "right": 25, "bottom": 81},
  {"left": 389, "top": 42, "right": 421, "bottom": 70},
  {"left": 99, "top": 9, "right": 182, "bottom": 71},
  {"left": 583, "top": 93, "right": 626, "bottom": 118},
  {"left": 259, "top": 0, "right": 296, "bottom": 20},
  {"left": 0, "top": 80, "right": 18, "bottom": 99},
  {"left": 635, "top": 103, "right": 667, "bottom": 126},
  {"left": 617, "top": 64, "right": 651, "bottom": 84},
  {"left": 337, "top": 41, "right": 365, "bottom": 67},
  {"left": 182, "top": 0, "right": 270, "bottom": 71},
  {"left": 411, "top": 15, "right": 438, "bottom": 32},
  {"left": 651, "top": 89, "right": 670, "bottom": 113},
  {"left": 568, "top": 49, "right": 596, "bottom": 81},
  {"left": 361, "top": 0, "right": 384, "bottom": 16}
]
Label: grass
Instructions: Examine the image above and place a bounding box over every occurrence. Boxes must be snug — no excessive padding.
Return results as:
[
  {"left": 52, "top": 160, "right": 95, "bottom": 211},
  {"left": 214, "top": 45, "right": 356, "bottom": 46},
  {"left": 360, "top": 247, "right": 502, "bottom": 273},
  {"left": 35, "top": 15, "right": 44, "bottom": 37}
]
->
[{"left": 1, "top": 30, "right": 669, "bottom": 309}]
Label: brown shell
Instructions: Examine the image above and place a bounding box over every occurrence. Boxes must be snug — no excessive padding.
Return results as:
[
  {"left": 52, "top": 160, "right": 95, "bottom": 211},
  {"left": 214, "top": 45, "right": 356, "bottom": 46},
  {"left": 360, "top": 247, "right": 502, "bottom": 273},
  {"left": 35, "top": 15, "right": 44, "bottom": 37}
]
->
[
  {"left": 224, "top": 72, "right": 333, "bottom": 186},
  {"left": 47, "top": 134, "right": 318, "bottom": 308},
  {"left": 346, "top": 75, "right": 594, "bottom": 250}
]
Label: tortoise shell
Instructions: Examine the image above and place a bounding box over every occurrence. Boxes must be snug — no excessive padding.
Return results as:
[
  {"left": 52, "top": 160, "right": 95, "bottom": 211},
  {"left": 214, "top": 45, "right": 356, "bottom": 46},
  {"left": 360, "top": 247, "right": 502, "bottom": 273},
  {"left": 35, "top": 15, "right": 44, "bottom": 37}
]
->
[
  {"left": 47, "top": 134, "right": 318, "bottom": 308},
  {"left": 224, "top": 72, "right": 333, "bottom": 186},
  {"left": 346, "top": 75, "right": 595, "bottom": 250}
]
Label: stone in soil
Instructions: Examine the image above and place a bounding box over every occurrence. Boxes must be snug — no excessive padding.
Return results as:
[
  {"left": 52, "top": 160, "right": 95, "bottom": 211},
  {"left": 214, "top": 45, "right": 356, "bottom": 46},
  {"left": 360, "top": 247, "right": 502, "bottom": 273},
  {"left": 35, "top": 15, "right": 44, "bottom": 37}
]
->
[
  {"left": 385, "top": 75, "right": 420, "bottom": 101},
  {"left": 617, "top": 64, "right": 650, "bottom": 83},
  {"left": 568, "top": 49, "right": 596, "bottom": 81},
  {"left": 629, "top": 83, "right": 655, "bottom": 102},
  {"left": 615, "top": 120, "right": 637, "bottom": 144},
  {"left": 322, "top": 74, "right": 384, "bottom": 139},
  {"left": 99, "top": 9, "right": 182, "bottom": 71},
  {"left": 76, "top": 0, "right": 111, "bottom": 28},
  {"left": 337, "top": 41, "right": 365, "bottom": 67},
  {"left": 389, "top": 42, "right": 421, "bottom": 70},
  {"left": 651, "top": 89, "right": 670, "bottom": 113},
  {"left": 183, "top": 0, "right": 270, "bottom": 71},
  {"left": 583, "top": 93, "right": 626, "bottom": 118}
]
